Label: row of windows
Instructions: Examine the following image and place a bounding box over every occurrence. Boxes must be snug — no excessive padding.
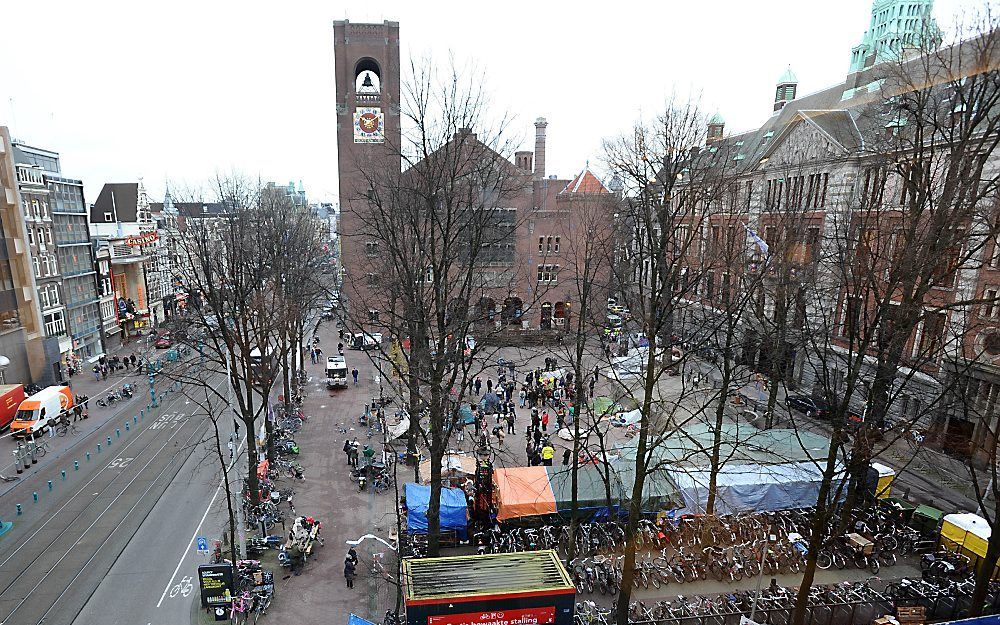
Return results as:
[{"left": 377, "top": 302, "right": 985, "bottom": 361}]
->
[
  {"left": 24, "top": 197, "right": 50, "bottom": 221},
  {"left": 764, "top": 174, "right": 829, "bottom": 210},
  {"left": 537, "top": 264, "right": 559, "bottom": 284},
  {"left": 26, "top": 227, "right": 54, "bottom": 248},
  {"left": 53, "top": 215, "right": 91, "bottom": 244},
  {"left": 537, "top": 236, "right": 561, "bottom": 254},
  {"left": 38, "top": 283, "right": 61, "bottom": 310},
  {"left": 32, "top": 254, "right": 58, "bottom": 278}
]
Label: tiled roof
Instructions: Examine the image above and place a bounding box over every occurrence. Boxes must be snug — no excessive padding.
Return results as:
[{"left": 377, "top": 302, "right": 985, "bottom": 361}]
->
[{"left": 560, "top": 166, "right": 610, "bottom": 194}]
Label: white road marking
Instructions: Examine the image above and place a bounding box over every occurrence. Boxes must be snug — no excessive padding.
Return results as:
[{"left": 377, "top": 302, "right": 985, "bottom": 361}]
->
[{"left": 156, "top": 432, "right": 246, "bottom": 608}]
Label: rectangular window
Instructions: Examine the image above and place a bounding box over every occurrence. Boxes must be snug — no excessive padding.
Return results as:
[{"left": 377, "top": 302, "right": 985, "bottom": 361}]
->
[
  {"left": 365, "top": 241, "right": 379, "bottom": 256},
  {"left": 368, "top": 309, "right": 380, "bottom": 323},
  {"left": 26, "top": 229, "right": 34, "bottom": 245},
  {"left": 554, "top": 236, "right": 560, "bottom": 253},
  {"left": 984, "top": 288, "right": 999, "bottom": 319},
  {"left": 843, "top": 295, "right": 862, "bottom": 337},
  {"left": 104, "top": 212, "right": 113, "bottom": 222},
  {"left": 916, "top": 311, "right": 947, "bottom": 357}
]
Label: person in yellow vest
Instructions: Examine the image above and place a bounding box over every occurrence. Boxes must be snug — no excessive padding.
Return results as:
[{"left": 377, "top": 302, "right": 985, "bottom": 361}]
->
[{"left": 541, "top": 441, "right": 555, "bottom": 466}]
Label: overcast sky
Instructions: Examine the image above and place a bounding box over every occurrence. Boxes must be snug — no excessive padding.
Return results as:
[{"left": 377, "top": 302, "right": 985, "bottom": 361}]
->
[{"left": 0, "top": 0, "right": 979, "bottom": 205}]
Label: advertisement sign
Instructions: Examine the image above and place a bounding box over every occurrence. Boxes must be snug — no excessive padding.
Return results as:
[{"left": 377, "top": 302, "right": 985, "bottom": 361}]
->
[
  {"left": 198, "top": 563, "right": 234, "bottom": 607},
  {"left": 428, "top": 607, "right": 555, "bottom": 625},
  {"left": 125, "top": 231, "right": 159, "bottom": 246}
]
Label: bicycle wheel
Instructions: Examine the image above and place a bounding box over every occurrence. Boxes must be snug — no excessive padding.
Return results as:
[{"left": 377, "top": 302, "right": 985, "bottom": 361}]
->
[{"left": 36, "top": 444, "right": 48, "bottom": 458}]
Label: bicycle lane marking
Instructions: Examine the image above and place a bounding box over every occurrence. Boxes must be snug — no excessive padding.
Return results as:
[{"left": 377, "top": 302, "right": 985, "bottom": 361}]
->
[
  {"left": 0, "top": 415, "right": 201, "bottom": 625},
  {"left": 156, "top": 431, "right": 247, "bottom": 608}
]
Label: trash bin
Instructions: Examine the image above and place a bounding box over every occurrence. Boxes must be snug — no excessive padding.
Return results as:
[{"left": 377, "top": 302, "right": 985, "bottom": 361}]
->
[
  {"left": 880, "top": 497, "right": 916, "bottom": 524},
  {"left": 910, "top": 503, "right": 944, "bottom": 538}
]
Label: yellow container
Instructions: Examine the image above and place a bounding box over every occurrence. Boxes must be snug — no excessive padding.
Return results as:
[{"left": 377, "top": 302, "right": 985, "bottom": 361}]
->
[{"left": 871, "top": 462, "right": 895, "bottom": 499}]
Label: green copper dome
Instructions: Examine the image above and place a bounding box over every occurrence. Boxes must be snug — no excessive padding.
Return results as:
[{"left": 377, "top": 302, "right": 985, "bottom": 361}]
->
[
  {"left": 708, "top": 112, "right": 725, "bottom": 125},
  {"left": 778, "top": 66, "right": 798, "bottom": 85}
]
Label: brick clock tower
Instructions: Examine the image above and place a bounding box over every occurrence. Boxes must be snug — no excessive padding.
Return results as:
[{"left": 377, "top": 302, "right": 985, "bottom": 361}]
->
[{"left": 333, "top": 20, "right": 401, "bottom": 321}]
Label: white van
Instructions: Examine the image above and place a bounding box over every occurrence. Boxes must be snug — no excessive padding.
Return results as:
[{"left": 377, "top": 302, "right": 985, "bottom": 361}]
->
[
  {"left": 326, "top": 356, "right": 349, "bottom": 388},
  {"left": 10, "top": 386, "right": 74, "bottom": 439}
]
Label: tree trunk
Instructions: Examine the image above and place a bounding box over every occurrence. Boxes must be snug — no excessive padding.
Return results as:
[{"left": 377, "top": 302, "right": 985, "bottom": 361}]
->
[
  {"left": 970, "top": 528, "right": 1000, "bottom": 616},
  {"left": 614, "top": 333, "right": 658, "bottom": 625},
  {"left": 211, "top": 416, "right": 239, "bottom": 563},
  {"left": 426, "top": 383, "right": 444, "bottom": 557},
  {"left": 791, "top": 427, "right": 843, "bottom": 625}
]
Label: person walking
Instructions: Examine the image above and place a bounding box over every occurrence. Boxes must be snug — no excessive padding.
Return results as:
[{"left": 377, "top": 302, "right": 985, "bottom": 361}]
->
[
  {"left": 563, "top": 448, "right": 572, "bottom": 465},
  {"left": 486, "top": 378, "right": 493, "bottom": 394},
  {"left": 518, "top": 386, "right": 526, "bottom": 408},
  {"left": 344, "top": 556, "right": 357, "bottom": 588},
  {"left": 506, "top": 412, "right": 515, "bottom": 435},
  {"left": 92, "top": 365, "right": 101, "bottom": 382},
  {"left": 310, "top": 348, "right": 317, "bottom": 364},
  {"left": 227, "top": 439, "right": 235, "bottom": 461},
  {"left": 352, "top": 368, "right": 359, "bottom": 386},
  {"left": 541, "top": 411, "right": 549, "bottom": 432},
  {"left": 474, "top": 377, "right": 482, "bottom": 396},
  {"left": 343, "top": 439, "right": 352, "bottom": 465}
]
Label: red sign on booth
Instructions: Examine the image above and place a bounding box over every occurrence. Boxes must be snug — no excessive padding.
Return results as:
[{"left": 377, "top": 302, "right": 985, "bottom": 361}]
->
[{"left": 429, "top": 607, "right": 556, "bottom": 625}]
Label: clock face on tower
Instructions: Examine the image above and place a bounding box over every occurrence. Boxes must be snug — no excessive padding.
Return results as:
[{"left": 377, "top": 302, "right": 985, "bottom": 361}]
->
[{"left": 353, "top": 107, "right": 385, "bottom": 143}]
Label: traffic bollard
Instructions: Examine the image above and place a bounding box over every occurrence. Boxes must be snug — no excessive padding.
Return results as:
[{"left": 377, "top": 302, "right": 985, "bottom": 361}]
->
[
  {"left": 97, "top": 444, "right": 101, "bottom": 454},
  {"left": 125, "top": 423, "right": 130, "bottom": 432},
  {"left": 61, "top": 470, "right": 66, "bottom": 481},
  {"left": 13, "top": 450, "right": 22, "bottom": 474},
  {"left": 107, "top": 436, "right": 112, "bottom": 446},
  {"left": 140, "top": 409, "right": 144, "bottom": 419},
  {"left": 86, "top": 452, "right": 91, "bottom": 462},
  {"left": 74, "top": 460, "right": 79, "bottom": 471},
  {"left": 32, "top": 492, "right": 37, "bottom": 503},
  {"left": 116, "top": 429, "right": 120, "bottom": 439},
  {"left": 16, "top": 504, "right": 21, "bottom": 516},
  {"left": 47, "top": 481, "right": 52, "bottom": 491},
  {"left": 134, "top": 415, "right": 138, "bottom": 424}
]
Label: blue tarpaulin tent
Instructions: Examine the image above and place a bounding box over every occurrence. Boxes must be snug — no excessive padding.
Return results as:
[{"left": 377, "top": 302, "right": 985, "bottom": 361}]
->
[
  {"left": 349, "top": 615, "right": 377, "bottom": 625},
  {"left": 405, "top": 483, "right": 468, "bottom": 539}
]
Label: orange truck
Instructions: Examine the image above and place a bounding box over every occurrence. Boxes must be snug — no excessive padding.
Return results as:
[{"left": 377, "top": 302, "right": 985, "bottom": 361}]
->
[
  {"left": 0, "top": 384, "right": 25, "bottom": 430},
  {"left": 10, "top": 386, "right": 74, "bottom": 439}
]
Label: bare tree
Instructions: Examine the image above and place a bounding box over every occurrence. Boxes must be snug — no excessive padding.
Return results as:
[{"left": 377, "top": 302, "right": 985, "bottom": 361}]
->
[{"left": 603, "top": 96, "right": 736, "bottom": 625}]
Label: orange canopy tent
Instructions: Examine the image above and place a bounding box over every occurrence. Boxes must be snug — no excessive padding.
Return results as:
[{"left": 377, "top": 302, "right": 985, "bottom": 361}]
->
[{"left": 494, "top": 466, "right": 557, "bottom": 521}]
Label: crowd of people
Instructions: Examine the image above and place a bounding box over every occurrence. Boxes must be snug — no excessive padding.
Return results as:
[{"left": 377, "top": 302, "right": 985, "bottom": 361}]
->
[{"left": 457, "top": 358, "right": 600, "bottom": 468}]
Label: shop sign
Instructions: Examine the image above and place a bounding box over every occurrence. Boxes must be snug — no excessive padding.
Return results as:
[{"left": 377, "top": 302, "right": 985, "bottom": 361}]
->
[
  {"left": 198, "top": 563, "right": 234, "bottom": 607},
  {"left": 125, "top": 231, "right": 159, "bottom": 246},
  {"left": 429, "top": 607, "right": 555, "bottom": 625}
]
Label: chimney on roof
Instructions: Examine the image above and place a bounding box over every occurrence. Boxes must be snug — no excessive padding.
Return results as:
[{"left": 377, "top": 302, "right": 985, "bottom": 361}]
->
[
  {"left": 533, "top": 117, "right": 547, "bottom": 181},
  {"left": 454, "top": 127, "right": 476, "bottom": 141},
  {"left": 515, "top": 150, "right": 533, "bottom": 174}
]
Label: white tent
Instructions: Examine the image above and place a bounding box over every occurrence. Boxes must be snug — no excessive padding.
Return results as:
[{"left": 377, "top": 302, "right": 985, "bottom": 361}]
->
[{"left": 668, "top": 461, "right": 845, "bottom": 515}]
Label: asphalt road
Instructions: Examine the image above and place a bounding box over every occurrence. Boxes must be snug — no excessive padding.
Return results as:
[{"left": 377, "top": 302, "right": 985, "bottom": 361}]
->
[{"left": 0, "top": 360, "right": 229, "bottom": 625}]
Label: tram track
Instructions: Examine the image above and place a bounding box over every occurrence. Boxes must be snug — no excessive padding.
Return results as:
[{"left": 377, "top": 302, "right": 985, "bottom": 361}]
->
[{"left": 0, "top": 379, "right": 218, "bottom": 625}]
